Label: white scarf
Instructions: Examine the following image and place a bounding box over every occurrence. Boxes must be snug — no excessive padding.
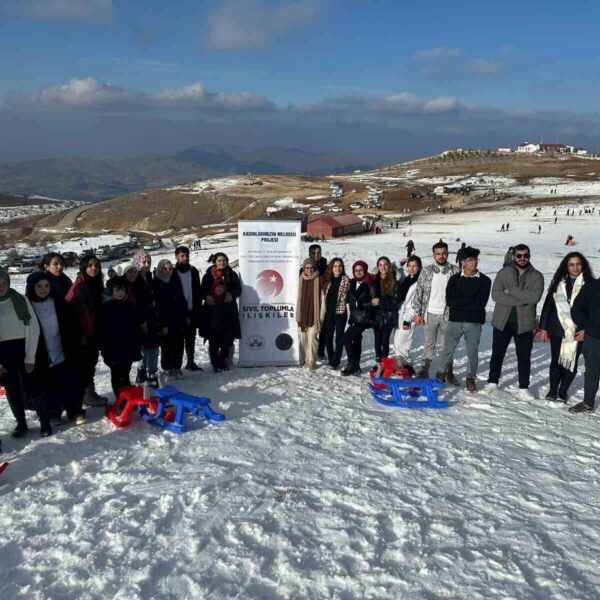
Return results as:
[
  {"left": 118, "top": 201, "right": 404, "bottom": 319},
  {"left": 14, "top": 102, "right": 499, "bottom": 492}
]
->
[{"left": 553, "top": 274, "right": 584, "bottom": 371}]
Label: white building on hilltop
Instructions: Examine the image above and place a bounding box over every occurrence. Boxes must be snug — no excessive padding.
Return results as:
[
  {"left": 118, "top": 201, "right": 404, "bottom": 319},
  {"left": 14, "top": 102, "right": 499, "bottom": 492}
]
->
[{"left": 517, "top": 142, "right": 540, "bottom": 153}]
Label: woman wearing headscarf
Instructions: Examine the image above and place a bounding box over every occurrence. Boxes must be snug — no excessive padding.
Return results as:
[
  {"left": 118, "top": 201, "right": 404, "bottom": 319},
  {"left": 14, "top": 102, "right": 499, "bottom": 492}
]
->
[
  {"left": 392, "top": 255, "right": 423, "bottom": 375},
  {"left": 0, "top": 268, "right": 50, "bottom": 437},
  {"left": 26, "top": 271, "right": 86, "bottom": 424},
  {"left": 153, "top": 259, "right": 189, "bottom": 379},
  {"left": 319, "top": 258, "right": 350, "bottom": 369},
  {"left": 130, "top": 250, "right": 161, "bottom": 388},
  {"left": 40, "top": 252, "right": 73, "bottom": 300},
  {"left": 342, "top": 260, "right": 375, "bottom": 376},
  {"left": 200, "top": 253, "right": 241, "bottom": 371},
  {"left": 296, "top": 258, "right": 322, "bottom": 370},
  {"left": 371, "top": 256, "right": 402, "bottom": 368},
  {"left": 539, "top": 252, "right": 593, "bottom": 402},
  {"left": 65, "top": 254, "right": 107, "bottom": 406}
]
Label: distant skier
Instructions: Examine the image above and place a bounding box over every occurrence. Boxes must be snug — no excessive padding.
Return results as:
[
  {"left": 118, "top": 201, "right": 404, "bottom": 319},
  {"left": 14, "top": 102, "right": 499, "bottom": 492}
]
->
[
  {"left": 538, "top": 225, "right": 542, "bottom": 234},
  {"left": 405, "top": 239, "right": 415, "bottom": 258},
  {"left": 506, "top": 223, "right": 510, "bottom": 231},
  {"left": 455, "top": 242, "right": 467, "bottom": 265},
  {"left": 555, "top": 217, "right": 558, "bottom": 224},
  {"left": 501, "top": 224, "right": 505, "bottom": 232}
]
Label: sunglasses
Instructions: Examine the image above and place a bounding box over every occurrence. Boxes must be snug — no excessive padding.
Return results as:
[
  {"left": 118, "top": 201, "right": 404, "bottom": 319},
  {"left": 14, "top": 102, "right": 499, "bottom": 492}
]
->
[{"left": 515, "top": 253, "right": 530, "bottom": 259}]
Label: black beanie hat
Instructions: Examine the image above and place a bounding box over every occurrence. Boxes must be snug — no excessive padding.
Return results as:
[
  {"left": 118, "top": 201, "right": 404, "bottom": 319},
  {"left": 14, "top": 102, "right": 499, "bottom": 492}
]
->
[{"left": 462, "top": 246, "right": 480, "bottom": 260}]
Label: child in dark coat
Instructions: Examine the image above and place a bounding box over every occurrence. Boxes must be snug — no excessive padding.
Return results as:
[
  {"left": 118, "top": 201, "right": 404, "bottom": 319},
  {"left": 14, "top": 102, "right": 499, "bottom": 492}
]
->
[
  {"left": 200, "top": 253, "right": 242, "bottom": 372},
  {"left": 99, "top": 277, "right": 142, "bottom": 398}
]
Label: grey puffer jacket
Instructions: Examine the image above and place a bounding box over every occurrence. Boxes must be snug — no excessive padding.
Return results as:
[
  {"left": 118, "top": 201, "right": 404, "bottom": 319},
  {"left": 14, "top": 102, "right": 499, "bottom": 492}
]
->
[{"left": 491, "top": 263, "right": 544, "bottom": 334}]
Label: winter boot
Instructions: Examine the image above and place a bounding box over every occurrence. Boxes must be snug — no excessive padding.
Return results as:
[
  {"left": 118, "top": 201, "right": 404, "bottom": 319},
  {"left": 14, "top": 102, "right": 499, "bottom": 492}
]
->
[
  {"left": 83, "top": 384, "right": 108, "bottom": 407},
  {"left": 466, "top": 377, "right": 477, "bottom": 393},
  {"left": 445, "top": 370, "right": 460, "bottom": 386},
  {"left": 11, "top": 422, "right": 28, "bottom": 438},
  {"left": 40, "top": 422, "right": 53, "bottom": 438},
  {"left": 75, "top": 410, "right": 87, "bottom": 425},
  {"left": 135, "top": 368, "right": 148, "bottom": 384},
  {"left": 416, "top": 360, "right": 431, "bottom": 379},
  {"left": 568, "top": 401, "right": 593, "bottom": 414},
  {"left": 185, "top": 361, "right": 202, "bottom": 372},
  {"left": 341, "top": 365, "right": 361, "bottom": 376}
]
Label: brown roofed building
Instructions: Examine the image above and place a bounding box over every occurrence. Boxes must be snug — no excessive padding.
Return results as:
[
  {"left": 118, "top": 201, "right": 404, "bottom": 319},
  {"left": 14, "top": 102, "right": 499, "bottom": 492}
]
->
[
  {"left": 539, "top": 143, "right": 567, "bottom": 153},
  {"left": 307, "top": 213, "right": 365, "bottom": 239}
]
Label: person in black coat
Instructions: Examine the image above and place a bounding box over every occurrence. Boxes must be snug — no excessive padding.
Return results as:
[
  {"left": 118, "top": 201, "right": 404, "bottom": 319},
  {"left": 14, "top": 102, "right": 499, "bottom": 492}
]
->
[
  {"left": 26, "top": 272, "right": 86, "bottom": 424},
  {"left": 174, "top": 246, "right": 204, "bottom": 371},
  {"left": 200, "top": 253, "right": 242, "bottom": 371},
  {"left": 540, "top": 252, "right": 593, "bottom": 402},
  {"left": 41, "top": 252, "right": 73, "bottom": 300},
  {"left": 370, "top": 256, "right": 402, "bottom": 367},
  {"left": 320, "top": 258, "right": 350, "bottom": 369},
  {"left": 99, "top": 277, "right": 142, "bottom": 398},
  {"left": 131, "top": 250, "right": 161, "bottom": 388},
  {"left": 437, "top": 247, "right": 491, "bottom": 391},
  {"left": 570, "top": 276, "right": 600, "bottom": 413},
  {"left": 154, "top": 259, "right": 189, "bottom": 379},
  {"left": 342, "top": 260, "right": 375, "bottom": 375}
]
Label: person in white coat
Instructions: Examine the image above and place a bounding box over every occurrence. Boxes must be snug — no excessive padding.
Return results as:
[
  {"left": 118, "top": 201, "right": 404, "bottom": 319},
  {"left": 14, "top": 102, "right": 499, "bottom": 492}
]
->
[
  {"left": 393, "top": 256, "right": 422, "bottom": 375},
  {"left": 0, "top": 268, "right": 51, "bottom": 438}
]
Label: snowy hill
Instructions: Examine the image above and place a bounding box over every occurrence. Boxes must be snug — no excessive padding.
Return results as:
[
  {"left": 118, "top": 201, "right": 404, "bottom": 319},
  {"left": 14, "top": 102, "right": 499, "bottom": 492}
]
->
[{"left": 1, "top": 201, "right": 600, "bottom": 598}]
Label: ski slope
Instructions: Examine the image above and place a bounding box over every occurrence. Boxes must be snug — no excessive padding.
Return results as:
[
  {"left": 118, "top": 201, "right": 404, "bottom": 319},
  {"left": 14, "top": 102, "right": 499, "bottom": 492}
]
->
[{"left": 1, "top": 202, "right": 600, "bottom": 599}]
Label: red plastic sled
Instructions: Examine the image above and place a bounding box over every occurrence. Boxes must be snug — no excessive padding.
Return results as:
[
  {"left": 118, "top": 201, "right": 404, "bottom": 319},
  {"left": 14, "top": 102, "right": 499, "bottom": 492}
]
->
[
  {"left": 369, "top": 357, "right": 410, "bottom": 390},
  {"left": 106, "top": 386, "right": 159, "bottom": 428},
  {"left": 0, "top": 462, "right": 8, "bottom": 475}
]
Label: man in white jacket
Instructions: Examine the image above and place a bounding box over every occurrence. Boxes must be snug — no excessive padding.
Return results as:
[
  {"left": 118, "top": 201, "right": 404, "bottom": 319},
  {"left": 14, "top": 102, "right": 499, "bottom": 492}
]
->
[{"left": 412, "top": 241, "right": 459, "bottom": 378}]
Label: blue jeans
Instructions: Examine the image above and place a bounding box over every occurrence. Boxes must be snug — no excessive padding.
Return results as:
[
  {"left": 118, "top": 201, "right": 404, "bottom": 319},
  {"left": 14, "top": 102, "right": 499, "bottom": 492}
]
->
[
  {"left": 141, "top": 347, "right": 159, "bottom": 375},
  {"left": 439, "top": 321, "right": 482, "bottom": 377}
]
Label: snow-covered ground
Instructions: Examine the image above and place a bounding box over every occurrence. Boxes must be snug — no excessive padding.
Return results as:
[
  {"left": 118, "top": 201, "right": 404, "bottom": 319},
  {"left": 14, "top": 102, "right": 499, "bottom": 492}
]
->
[
  {"left": 166, "top": 178, "right": 243, "bottom": 195},
  {"left": 0, "top": 198, "right": 81, "bottom": 223},
  {"left": 2, "top": 204, "right": 600, "bottom": 599}
]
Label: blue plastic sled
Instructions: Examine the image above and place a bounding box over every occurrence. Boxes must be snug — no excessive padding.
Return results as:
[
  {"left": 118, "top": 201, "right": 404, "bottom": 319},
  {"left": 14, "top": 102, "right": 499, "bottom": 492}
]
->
[
  {"left": 369, "top": 377, "right": 448, "bottom": 408},
  {"left": 140, "top": 386, "right": 225, "bottom": 433}
]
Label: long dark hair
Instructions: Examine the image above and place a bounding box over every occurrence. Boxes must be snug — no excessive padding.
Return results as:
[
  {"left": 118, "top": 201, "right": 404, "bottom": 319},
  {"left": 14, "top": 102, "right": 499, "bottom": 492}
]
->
[
  {"left": 548, "top": 252, "right": 593, "bottom": 296},
  {"left": 376, "top": 256, "right": 397, "bottom": 295},
  {"left": 323, "top": 258, "right": 346, "bottom": 286}
]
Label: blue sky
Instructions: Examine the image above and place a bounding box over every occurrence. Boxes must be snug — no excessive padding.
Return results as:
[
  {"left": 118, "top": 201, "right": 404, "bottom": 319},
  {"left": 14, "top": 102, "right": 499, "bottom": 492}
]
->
[{"left": 1, "top": 0, "right": 599, "bottom": 162}]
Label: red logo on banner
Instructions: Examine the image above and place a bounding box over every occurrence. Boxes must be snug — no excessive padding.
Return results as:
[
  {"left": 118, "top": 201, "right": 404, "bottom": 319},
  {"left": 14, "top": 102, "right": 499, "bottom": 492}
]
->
[{"left": 256, "top": 269, "right": 284, "bottom": 297}]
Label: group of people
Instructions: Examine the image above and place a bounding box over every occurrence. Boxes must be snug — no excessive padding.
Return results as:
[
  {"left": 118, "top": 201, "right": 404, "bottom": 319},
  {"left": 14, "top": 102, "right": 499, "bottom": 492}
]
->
[
  {"left": 0, "top": 246, "right": 242, "bottom": 446},
  {"left": 2, "top": 238, "right": 599, "bottom": 451},
  {"left": 295, "top": 242, "right": 599, "bottom": 415}
]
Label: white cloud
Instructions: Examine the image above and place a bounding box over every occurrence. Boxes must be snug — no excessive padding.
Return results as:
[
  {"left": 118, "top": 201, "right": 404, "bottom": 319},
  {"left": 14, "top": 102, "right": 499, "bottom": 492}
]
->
[
  {"left": 414, "top": 47, "right": 504, "bottom": 79},
  {"left": 468, "top": 59, "right": 504, "bottom": 75},
  {"left": 6, "top": 78, "right": 143, "bottom": 109},
  {"left": 205, "top": 0, "right": 321, "bottom": 50},
  {"left": 4, "top": 0, "right": 112, "bottom": 20},
  {"left": 3, "top": 77, "right": 599, "bottom": 165},
  {"left": 4, "top": 78, "right": 276, "bottom": 113}
]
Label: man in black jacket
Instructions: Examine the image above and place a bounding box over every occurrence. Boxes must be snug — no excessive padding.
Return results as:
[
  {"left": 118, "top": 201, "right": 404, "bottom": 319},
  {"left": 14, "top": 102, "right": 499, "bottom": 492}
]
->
[
  {"left": 569, "top": 278, "right": 600, "bottom": 413},
  {"left": 174, "top": 246, "right": 204, "bottom": 371},
  {"left": 437, "top": 247, "right": 491, "bottom": 392}
]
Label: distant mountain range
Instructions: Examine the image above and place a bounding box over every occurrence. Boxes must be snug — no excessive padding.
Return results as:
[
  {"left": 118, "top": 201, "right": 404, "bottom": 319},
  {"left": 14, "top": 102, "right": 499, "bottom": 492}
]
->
[{"left": 0, "top": 146, "right": 370, "bottom": 202}]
